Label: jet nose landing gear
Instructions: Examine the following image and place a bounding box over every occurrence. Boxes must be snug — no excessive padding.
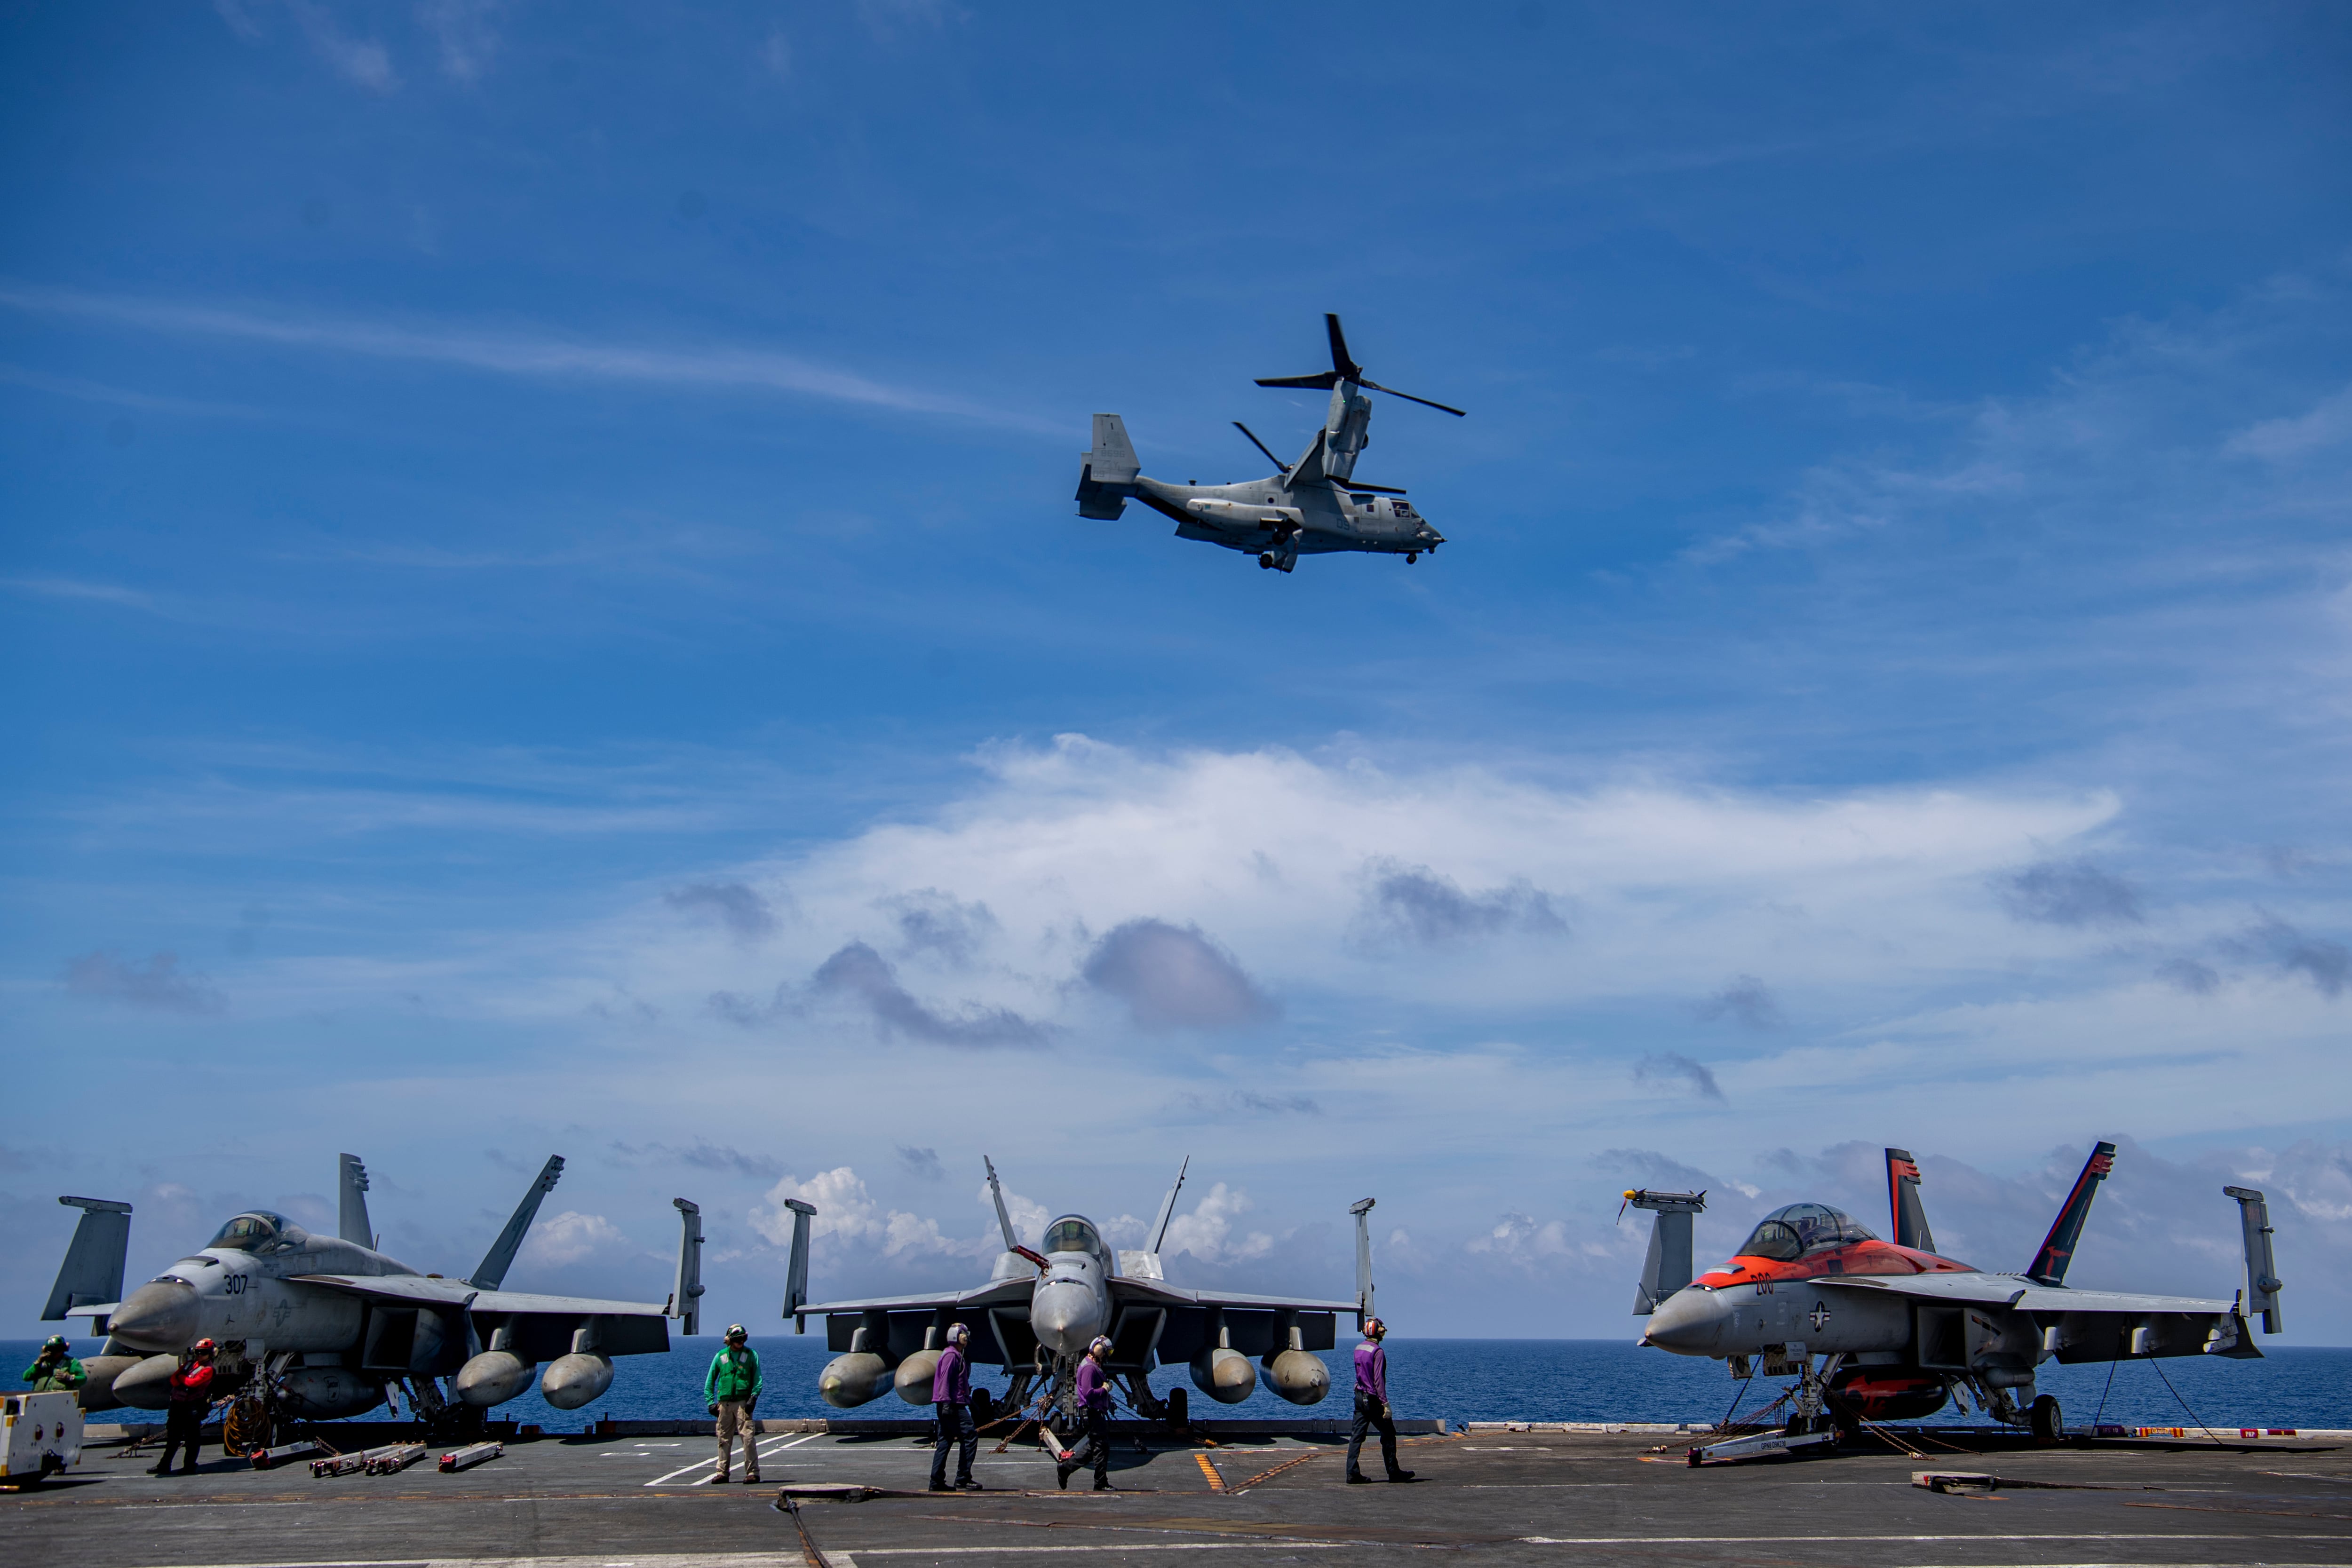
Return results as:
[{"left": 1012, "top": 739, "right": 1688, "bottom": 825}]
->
[
  {"left": 1406, "top": 552, "right": 1418, "bottom": 563},
  {"left": 1258, "top": 550, "right": 1296, "bottom": 573}
]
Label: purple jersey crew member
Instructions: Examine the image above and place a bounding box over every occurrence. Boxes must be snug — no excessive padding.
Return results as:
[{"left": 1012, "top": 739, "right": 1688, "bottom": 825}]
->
[
  {"left": 1074, "top": 1355, "right": 1112, "bottom": 1413},
  {"left": 932, "top": 1340, "right": 971, "bottom": 1405},
  {"left": 1345, "top": 1318, "right": 1413, "bottom": 1484},
  {"left": 929, "top": 1325, "right": 980, "bottom": 1491}
]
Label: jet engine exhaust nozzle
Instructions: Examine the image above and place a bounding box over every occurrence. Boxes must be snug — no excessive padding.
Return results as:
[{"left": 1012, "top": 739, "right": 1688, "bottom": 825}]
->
[{"left": 110, "top": 1279, "right": 201, "bottom": 1352}]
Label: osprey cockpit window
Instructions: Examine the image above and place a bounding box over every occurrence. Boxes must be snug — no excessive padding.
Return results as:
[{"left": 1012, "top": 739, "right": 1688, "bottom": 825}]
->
[
  {"left": 1041, "top": 1217, "right": 1106, "bottom": 1261},
  {"left": 1736, "top": 1203, "right": 1876, "bottom": 1262},
  {"left": 207, "top": 1211, "right": 310, "bottom": 1253}
]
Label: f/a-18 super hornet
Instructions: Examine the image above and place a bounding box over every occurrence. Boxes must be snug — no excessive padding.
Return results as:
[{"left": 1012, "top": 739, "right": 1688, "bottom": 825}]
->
[
  {"left": 42, "top": 1154, "right": 709, "bottom": 1439},
  {"left": 1625, "top": 1143, "right": 2284, "bottom": 1443},
  {"left": 1074, "top": 314, "right": 1461, "bottom": 573},
  {"left": 788, "top": 1158, "right": 1373, "bottom": 1428}
]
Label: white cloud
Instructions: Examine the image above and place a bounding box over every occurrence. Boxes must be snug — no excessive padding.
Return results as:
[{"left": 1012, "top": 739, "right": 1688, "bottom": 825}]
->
[
  {"left": 520, "top": 1210, "right": 624, "bottom": 1267},
  {"left": 2226, "top": 383, "right": 2352, "bottom": 461},
  {"left": 0, "top": 284, "right": 1050, "bottom": 430},
  {"left": 288, "top": 1, "right": 399, "bottom": 92},
  {"left": 417, "top": 0, "right": 501, "bottom": 82},
  {"left": 749, "top": 1166, "right": 961, "bottom": 1259},
  {"left": 1158, "top": 1182, "right": 1273, "bottom": 1263}
]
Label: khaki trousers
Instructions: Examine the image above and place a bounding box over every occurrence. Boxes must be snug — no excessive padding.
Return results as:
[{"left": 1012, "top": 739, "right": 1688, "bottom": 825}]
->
[{"left": 714, "top": 1400, "right": 759, "bottom": 1479}]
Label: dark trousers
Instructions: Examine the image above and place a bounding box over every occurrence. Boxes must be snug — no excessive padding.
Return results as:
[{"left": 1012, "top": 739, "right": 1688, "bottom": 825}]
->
[
  {"left": 930, "top": 1401, "right": 976, "bottom": 1487},
  {"left": 1347, "top": 1391, "right": 1401, "bottom": 1479},
  {"left": 1066, "top": 1405, "right": 1111, "bottom": 1482},
  {"left": 159, "top": 1403, "right": 205, "bottom": 1472}
]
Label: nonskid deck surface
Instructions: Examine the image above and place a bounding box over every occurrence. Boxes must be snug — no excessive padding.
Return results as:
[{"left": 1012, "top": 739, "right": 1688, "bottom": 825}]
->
[{"left": 7, "top": 1428, "right": 2349, "bottom": 1568}]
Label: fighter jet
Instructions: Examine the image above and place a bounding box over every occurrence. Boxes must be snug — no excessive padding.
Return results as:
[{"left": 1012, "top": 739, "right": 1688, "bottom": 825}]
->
[
  {"left": 1625, "top": 1144, "right": 2285, "bottom": 1441},
  {"left": 42, "top": 1154, "right": 708, "bottom": 1440},
  {"left": 787, "top": 1157, "right": 1372, "bottom": 1427},
  {"left": 1074, "top": 314, "right": 1459, "bottom": 573}
]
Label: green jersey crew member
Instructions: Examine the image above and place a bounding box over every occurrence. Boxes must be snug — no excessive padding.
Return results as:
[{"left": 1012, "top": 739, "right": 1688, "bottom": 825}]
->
[
  {"left": 706, "top": 1324, "right": 763, "bottom": 1483},
  {"left": 23, "top": 1335, "right": 87, "bottom": 1394}
]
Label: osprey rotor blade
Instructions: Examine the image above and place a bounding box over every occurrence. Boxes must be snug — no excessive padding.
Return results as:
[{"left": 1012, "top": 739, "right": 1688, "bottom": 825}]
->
[
  {"left": 1324, "top": 313, "right": 1363, "bottom": 380},
  {"left": 1253, "top": 372, "right": 1341, "bottom": 390},
  {"left": 1358, "top": 378, "right": 1467, "bottom": 417},
  {"left": 1232, "top": 421, "right": 1291, "bottom": 474}
]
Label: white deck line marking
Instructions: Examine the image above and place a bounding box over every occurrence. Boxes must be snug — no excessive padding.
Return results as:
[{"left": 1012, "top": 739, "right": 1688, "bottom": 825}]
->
[
  {"left": 829, "top": 1541, "right": 2352, "bottom": 1563},
  {"left": 644, "top": 1429, "right": 821, "bottom": 1486},
  {"left": 1518, "top": 1535, "right": 2352, "bottom": 1546}
]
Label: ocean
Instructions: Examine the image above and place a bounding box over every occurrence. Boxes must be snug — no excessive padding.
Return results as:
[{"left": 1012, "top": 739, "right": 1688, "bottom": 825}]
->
[{"left": 13, "top": 1336, "right": 2347, "bottom": 1432}]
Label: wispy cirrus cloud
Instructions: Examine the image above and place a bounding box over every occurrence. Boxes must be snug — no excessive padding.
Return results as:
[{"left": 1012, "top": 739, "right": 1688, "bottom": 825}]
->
[{"left": 0, "top": 283, "right": 1051, "bottom": 429}]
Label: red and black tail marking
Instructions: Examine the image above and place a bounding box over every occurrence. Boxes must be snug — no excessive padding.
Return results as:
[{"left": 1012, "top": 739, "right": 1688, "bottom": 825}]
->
[
  {"left": 1885, "top": 1148, "right": 1938, "bottom": 1254},
  {"left": 2027, "top": 1141, "right": 2117, "bottom": 1286}
]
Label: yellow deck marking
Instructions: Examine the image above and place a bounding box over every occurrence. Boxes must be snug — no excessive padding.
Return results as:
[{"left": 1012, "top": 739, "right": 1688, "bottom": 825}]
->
[{"left": 1193, "top": 1453, "right": 1225, "bottom": 1492}]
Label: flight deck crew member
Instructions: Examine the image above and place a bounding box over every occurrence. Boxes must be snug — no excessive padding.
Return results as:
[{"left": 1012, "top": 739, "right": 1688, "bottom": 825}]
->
[
  {"left": 927, "top": 1323, "right": 981, "bottom": 1492},
  {"left": 1345, "top": 1318, "right": 1414, "bottom": 1484},
  {"left": 23, "top": 1334, "right": 87, "bottom": 1394},
  {"left": 152, "top": 1338, "right": 216, "bottom": 1475},
  {"left": 706, "top": 1324, "right": 763, "bottom": 1483},
  {"left": 1057, "top": 1336, "right": 1117, "bottom": 1491}
]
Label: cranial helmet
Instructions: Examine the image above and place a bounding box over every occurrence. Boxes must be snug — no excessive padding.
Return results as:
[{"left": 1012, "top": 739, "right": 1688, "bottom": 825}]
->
[
  {"left": 946, "top": 1322, "right": 970, "bottom": 1345},
  {"left": 1089, "top": 1336, "right": 1113, "bottom": 1358},
  {"left": 725, "top": 1323, "right": 748, "bottom": 1340},
  {"left": 192, "top": 1338, "right": 217, "bottom": 1354},
  {"left": 1364, "top": 1317, "right": 1385, "bottom": 1338},
  {"left": 41, "top": 1334, "right": 69, "bottom": 1352}
]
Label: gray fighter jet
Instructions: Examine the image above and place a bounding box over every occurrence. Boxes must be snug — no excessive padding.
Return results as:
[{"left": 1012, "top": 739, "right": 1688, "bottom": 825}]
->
[
  {"left": 787, "top": 1158, "right": 1373, "bottom": 1427},
  {"left": 1075, "top": 314, "right": 1460, "bottom": 573},
  {"left": 42, "top": 1154, "right": 707, "bottom": 1439},
  {"left": 1625, "top": 1144, "right": 2286, "bottom": 1441}
]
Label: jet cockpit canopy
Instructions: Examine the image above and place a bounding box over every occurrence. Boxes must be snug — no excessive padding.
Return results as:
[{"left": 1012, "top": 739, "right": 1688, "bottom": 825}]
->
[
  {"left": 1736, "top": 1203, "right": 1875, "bottom": 1262},
  {"left": 1041, "top": 1215, "right": 1109, "bottom": 1266},
  {"left": 207, "top": 1211, "right": 310, "bottom": 1253}
]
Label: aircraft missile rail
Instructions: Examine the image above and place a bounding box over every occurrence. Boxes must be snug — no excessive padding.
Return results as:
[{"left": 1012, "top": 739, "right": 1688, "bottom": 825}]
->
[
  {"left": 436, "top": 1440, "right": 502, "bottom": 1473},
  {"left": 364, "top": 1441, "right": 428, "bottom": 1474},
  {"left": 246, "top": 1437, "right": 323, "bottom": 1470}
]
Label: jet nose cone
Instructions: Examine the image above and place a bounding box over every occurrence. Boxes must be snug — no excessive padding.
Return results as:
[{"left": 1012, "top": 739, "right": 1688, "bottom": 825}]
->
[
  {"left": 1030, "top": 1279, "right": 1105, "bottom": 1357},
  {"left": 1641, "top": 1287, "right": 1721, "bottom": 1355},
  {"left": 111, "top": 1279, "right": 200, "bottom": 1352}
]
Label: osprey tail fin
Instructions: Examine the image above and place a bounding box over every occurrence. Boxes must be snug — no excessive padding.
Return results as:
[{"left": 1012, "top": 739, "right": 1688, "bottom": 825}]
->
[
  {"left": 1076, "top": 414, "right": 1140, "bottom": 519},
  {"left": 2026, "top": 1140, "right": 2116, "bottom": 1286}
]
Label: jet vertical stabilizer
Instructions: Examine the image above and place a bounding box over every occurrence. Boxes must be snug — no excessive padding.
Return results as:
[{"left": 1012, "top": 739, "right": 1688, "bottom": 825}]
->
[
  {"left": 2224, "top": 1185, "right": 2284, "bottom": 1333},
  {"left": 1350, "top": 1197, "right": 1376, "bottom": 1324},
  {"left": 670, "top": 1198, "right": 705, "bottom": 1337},
  {"left": 469, "top": 1155, "right": 564, "bottom": 1290},
  {"left": 1624, "top": 1189, "right": 1706, "bottom": 1314},
  {"left": 1885, "top": 1148, "right": 1937, "bottom": 1255},
  {"left": 1120, "top": 1156, "right": 1190, "bottom": 1282},
  {"left": 781, "top": 1198, "right": 816, "bottom": 1330},
  {"left": 1075, "top": 415, "right": 1140, "bottom": 519},
  {"left": 2026, "top": 1141, "right": 2116, "bottom": 1287},
  {"left": 42, "top": 1196, "right": 133, "bottom": 1319},
  {"left": 339, "top": 1153, "right": 374, "bottom": 1246}
]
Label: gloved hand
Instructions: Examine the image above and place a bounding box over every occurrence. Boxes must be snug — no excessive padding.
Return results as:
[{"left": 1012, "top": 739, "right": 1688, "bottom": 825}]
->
[
  {"left": 707, "top": 1404, "right": 719, "bottom": 1417},
  {"left": 746, "top": 1399, "right": 757, "bottom": 1416}
]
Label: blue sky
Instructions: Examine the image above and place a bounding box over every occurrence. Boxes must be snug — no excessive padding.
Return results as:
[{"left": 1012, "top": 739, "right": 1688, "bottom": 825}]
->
[{"left": 4, "top": 3, "right": 2350, "bottom": 1348}]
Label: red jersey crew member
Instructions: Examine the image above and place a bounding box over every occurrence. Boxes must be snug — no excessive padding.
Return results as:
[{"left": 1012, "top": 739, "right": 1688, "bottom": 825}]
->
[
  {"left": 1344, "top": 1318, "right": 1415, "bottom": 1484},
  {"left": 928, "top": 1322, "right": 982, "bottom": 1492},
  {"left": 1056, "top": 1336, "right": 1117, "bottom": 1491},
  {"left": 152, "top": 1338, "right": 216, "bottom": 1476}
]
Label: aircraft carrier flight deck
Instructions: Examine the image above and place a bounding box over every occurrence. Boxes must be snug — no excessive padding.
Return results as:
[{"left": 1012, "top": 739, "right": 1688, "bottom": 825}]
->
[{"left": 8, "top": 1421, "right": 2347, "bottom": 1568}]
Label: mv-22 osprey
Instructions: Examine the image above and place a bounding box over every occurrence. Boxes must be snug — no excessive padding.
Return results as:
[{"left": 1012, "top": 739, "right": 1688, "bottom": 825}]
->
[
  {"left": 1625, "top": 1144, "right": 2285, "bottom": 1444},
  {"left": 42, "top": 1154, "right": 711, "bottom": 1439},
  {"left": 1075, "top": 314, "right": 1461, "bottom": 573},
  {"left": 787, "top": 1158, "right": 1375, "bottom": 1429}
]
